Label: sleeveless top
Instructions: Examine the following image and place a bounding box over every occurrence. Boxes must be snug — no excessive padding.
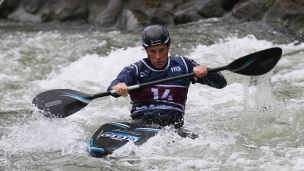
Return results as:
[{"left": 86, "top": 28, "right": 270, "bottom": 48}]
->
[{"left": 129, "top": 57, "right": 190, "bottom": 115}]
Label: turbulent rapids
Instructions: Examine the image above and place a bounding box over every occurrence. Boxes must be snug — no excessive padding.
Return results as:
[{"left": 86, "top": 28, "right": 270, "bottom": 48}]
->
[{"left": 0, "top": 20, "right": 304, "bottom": 170}]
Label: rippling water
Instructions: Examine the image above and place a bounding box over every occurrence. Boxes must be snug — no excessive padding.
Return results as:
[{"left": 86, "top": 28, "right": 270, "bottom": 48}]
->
[{"left": 1, "top": 19, "right": 304, "bottom": 170}]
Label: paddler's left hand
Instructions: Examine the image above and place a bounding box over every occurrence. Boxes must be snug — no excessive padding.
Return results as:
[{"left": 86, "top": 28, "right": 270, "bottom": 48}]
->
[
  {"left": 193, "top": 64, "right": 208, "bottom": 81},
  {"left": 113, "top": 82, "right": 129, "bottom": 97}
]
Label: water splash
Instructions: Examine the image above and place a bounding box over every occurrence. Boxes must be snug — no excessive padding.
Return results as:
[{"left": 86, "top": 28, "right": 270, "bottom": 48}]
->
[{"left": 238, "top": 71, "right": 290, "bottom": 140}]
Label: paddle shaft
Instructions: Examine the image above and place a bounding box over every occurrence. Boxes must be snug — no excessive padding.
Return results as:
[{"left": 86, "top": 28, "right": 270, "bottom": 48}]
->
[{"left": 92, "top": 65, "right": 229, "bottom": 99}]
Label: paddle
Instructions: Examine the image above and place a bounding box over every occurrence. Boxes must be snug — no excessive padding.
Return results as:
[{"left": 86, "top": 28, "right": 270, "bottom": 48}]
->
[{"left": 32, "top": 47, "right": 282, "bottom": 118}]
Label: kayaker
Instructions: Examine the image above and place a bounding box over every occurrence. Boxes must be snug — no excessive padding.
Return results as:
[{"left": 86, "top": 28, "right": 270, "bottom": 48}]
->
[{"left": 108, "top": 25, "right": 227, "bottom": 137}]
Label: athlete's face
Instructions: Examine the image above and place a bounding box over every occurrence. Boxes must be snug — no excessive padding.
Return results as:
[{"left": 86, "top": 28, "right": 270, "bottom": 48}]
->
[{"left": 145, "top": 43, "right": 170, "bottom": 69}]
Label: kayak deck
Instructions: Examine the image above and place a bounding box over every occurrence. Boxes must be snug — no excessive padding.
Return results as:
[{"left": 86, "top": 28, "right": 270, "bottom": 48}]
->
[{"left": 87, "top": 122, "right": 161, "bottom": 157}]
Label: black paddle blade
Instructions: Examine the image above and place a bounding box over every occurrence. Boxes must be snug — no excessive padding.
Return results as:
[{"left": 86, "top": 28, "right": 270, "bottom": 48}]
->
[
  {"left": 32, "top": 89, "right": 92, "bottom": 118},
  {"left": 228, "top": 47, "right": 282, "bottom": 76}
]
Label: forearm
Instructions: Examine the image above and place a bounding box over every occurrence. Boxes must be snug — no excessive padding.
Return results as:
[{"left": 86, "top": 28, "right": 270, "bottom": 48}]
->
[
  {"left": 197, "top": 71, "right": 227, "bottom": 89},
  {"left": 107, "top": 65, "right": 137, "bottom": 97}
]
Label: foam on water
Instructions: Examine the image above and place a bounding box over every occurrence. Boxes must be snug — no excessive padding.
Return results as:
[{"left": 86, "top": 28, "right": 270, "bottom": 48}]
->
[
  {"left": 1, "top": 118, "right": 85, "bottom": 153},
  {"left": 38, "top": 46, "right": 146, "bottom": 91}
]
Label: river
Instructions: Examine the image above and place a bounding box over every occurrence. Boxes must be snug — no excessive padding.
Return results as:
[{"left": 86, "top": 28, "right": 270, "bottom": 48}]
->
[{"left": 0, "top": 19, "right": 304, "bottom": 170}]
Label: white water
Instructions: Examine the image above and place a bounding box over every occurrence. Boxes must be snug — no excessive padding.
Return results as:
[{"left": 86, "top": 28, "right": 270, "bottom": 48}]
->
[{"left": 1, "top": 21, "right": 304, "bottom": 170}]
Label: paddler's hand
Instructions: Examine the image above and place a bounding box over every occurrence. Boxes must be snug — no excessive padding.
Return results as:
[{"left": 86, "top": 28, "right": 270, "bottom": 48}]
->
[
  {"left": 113, "top": 83, "right": 129, "bottom": 97},
  {"left": 193, "top": 64, "right": 208, "bottom": 81}
]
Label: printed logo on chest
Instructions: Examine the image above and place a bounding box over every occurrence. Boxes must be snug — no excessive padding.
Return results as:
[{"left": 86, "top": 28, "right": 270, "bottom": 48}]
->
[
  {"left": 171, "top": 66, "right": 182, "bottom": 72},
  {"left": 140, "top": 70, "right": 148, "bottom": 77}
]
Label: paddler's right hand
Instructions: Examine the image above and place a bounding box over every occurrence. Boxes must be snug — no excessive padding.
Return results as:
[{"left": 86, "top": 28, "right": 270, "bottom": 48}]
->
[{"left": 113, "top": 83, "right": 129, "bottom": 97}]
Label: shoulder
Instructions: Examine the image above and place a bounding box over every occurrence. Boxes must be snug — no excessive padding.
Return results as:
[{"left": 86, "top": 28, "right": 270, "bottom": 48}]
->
[
  {"left": 170, "top": 56, "right": 198, "bottom": 67},
  {"left": 125, "top": 59, "right": 146, "bottom": 70},
  {"left": 119, "top": 60, "right": 143, "bottom": 76},
  {"left": 169, "top": 56, "right": 193, "bottom": 62},
  {"left": 169, "top": 56, "right": 186, "bottom": 62},
  {"left": 132, "top": 59, "right": 147, "bottom": 71}
]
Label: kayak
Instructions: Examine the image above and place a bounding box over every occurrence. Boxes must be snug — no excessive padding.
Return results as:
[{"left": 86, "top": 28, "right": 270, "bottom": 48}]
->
[
  {"left": 87, "top": 122, "right": 161, "bottom": 157},
  {"left": 86, "top": 121, "right": 199, "bottom": 157}
]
